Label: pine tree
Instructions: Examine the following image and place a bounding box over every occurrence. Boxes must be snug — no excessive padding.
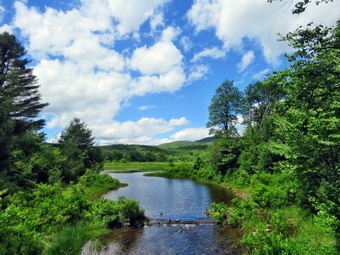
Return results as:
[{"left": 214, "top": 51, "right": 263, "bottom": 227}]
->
[
  {"left": 0, "top": 32, "right": 48, "bottom": 174},
  {"left": 0, "top": 32, "right": 48, "bottom": 134}
]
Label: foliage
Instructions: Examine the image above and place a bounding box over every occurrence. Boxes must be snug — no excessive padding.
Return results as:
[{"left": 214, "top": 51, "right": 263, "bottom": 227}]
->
[
  {"left": 0, "top": 32, "right": 48, "bottom": 188},
  {"left": 207, "top": 80, "right": 243, "bottom": 135},
  {"left": 102, "top": 144, "right": 167, "bottom": 162},
  {"left": 58, "top": 118, "right": 104, "bottom": 182},
  {"left": 0, "top": 32, "right": 48, "bottom": 135},
  {"left": 267, "top": 0, "right": 333, "bottom": 14},
  {"left": 273, "top": 21, "right": 340, "bottom": 217},
  {"left": 0, "top": 172, "right": 145, "bottom": 255}
]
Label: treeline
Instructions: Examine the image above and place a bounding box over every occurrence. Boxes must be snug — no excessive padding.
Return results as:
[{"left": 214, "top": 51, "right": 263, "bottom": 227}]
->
[
  {"left": 0, "top": 32, "right": 145, "bottom": 254},
  {"left": 153, "top": 22, "right": 339, "bottom": 254},
  {"left": 101, "top": 141, "right": 210, "bottom": 163},
  {"left": 101, "top": 144, "right": 167, "bottom": 162}
]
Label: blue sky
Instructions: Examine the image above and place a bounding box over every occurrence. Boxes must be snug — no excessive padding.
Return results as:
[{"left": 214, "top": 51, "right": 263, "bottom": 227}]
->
[{"left": 0, "top": 0, "right": 338, "bottom": 145}]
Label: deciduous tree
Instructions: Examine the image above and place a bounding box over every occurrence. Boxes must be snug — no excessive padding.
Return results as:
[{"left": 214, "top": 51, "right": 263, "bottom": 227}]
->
[{"left": 207, "top": 80, "right": 243, "bottom": 136}]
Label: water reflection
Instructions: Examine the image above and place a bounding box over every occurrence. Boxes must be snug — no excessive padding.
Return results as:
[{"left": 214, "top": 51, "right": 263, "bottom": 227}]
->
[
  {"left": 84, "top": 172, "right": 244, "bottom": 255},
  {"left": 102, "top": 172, "right": 234, "bottom": 221}
]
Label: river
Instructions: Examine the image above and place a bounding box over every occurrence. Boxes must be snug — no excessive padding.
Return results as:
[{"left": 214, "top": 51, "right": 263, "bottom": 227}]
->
[{"left": 82, "top": 172, "right": 245, "bottom": 255}]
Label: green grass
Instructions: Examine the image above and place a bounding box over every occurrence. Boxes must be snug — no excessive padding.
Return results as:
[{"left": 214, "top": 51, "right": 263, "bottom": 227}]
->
[{"left": 103, "top": 161, "right": 170, "bottom": 172}]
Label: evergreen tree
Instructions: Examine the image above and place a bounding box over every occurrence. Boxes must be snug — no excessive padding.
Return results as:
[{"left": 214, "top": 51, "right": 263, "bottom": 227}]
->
[
  {"left": 59, "top": 118, "right": 94, "bottom": 151},
  {"left": 0, "top": 32, "right": 48, "bottom": 135},
  {"left": 0, "top": 32, "right": 48, "bottom": 177},
  {"left": 59, "top": 118, "right": 103, "bottom": 182}
]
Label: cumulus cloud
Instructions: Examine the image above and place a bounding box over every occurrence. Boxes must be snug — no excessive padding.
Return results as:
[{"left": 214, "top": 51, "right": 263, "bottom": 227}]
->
[
  {"left": 171, "top": 128, "right": 211, "bottom": 141},
  {"left": 90, "top": 117, "right": 188, "bottom": 144},
  {"left": 81, "top": 0, "right": 169, "bottom": 36},
  {"left": 187, "top": 0, "right": 339, "bottom": 65},
  {"left": 10, "top": 0, "right": 189, "bottom": 144},
  {"left": 169, "top": 117, "right": 189, "bottom": 127},
  {"left": 191, "top": 47, "right": 226, "bottom": 62},
  {"left": 130, "top": 27, "right": 183, "bottom": 78},
  {"left": 237, "top": 51, "right": 255, "bottom": 72}
]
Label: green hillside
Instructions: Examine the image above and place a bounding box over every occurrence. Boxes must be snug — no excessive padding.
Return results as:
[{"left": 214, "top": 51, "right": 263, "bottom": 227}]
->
[{"left": 157, "top": 140, "right": 210, "bottom": 150}]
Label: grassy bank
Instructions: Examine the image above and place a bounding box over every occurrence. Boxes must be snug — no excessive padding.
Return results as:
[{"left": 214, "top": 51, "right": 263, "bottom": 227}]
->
[
  {"left": 0, "top": 171, "right": 145, "bottom": 255},
  {"left": 153, "top": 165, "right": 338, "bottom": 254},
  {"left": 104, "top": 161, "right": 176, "bottom": 172}
]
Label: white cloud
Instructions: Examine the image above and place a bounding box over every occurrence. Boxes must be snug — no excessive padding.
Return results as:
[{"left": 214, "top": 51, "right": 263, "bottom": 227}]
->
[
  {"left": 130, "top": 41, "right": 183, "bottom": 75},
  {"left": 150, "top": 13, "right": 164, "bottom": 30},
  {"left": 187, "top": 0, "right": 339, "bottom": 65},
  {"left": 237, "top": 50, "right": 255, "bottom": 72},
  {"left": 171, "top": 128, "right": 210, "bottom": 141},
  {"left": 81, "top": 0, "right": 169, "bottom": 36},
  {"left": 90, "top": 117, "right": 189, "bottom": 143},
  {"left": 179, "top": 36, "right": 193, "bottom": 52},
  {"left": 11, "top": 1, "right": 189, "bottom": 144},
  {"left": 138, "top": 105, "right": 157, "bottom": 111},
  {"left": 252, "top": 68, "right": 270, "bottom": 79},
  {"left": 234, "top": 115, "right": 245, "bottom": 135},
  {"left": 187, "top": 64, "right": 210, "bottom": 83},
  {"left": 161, "top": 26, "right": 181, "bottom": 42},
  {"left": 169, "top": 117, "right": 189, "bottom": 127},
  {"left": 0, "top": 24, "right": 13, "bottom": 33},
  {"left": 191, "top": 47, "right": 226, "bottom": 62}
]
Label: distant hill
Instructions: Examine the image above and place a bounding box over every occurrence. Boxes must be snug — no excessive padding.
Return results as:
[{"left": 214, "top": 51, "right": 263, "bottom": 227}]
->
[
  {"left": 195, "top": 137, "right": 214, "bottom": 143},
  {"left": 100, "top": 144, "right": 164, "bottom": 152},
  {"left": 157, "top": 139, "right": 212, "bottom": 150},
  {"left": 158, "top": 141, "right": 198, "bottom": 149}
]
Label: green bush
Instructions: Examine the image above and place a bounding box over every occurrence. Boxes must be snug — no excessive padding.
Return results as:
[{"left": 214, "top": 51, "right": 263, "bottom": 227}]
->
[
  {"left": 209, "top": 202, "right": 229, "bottom": 226},
  {"left": 0, "top": 173, "right": 145, "bottom": 254},
  {"left": 78, "top": 170, "right": 120, "bottom": 188}
]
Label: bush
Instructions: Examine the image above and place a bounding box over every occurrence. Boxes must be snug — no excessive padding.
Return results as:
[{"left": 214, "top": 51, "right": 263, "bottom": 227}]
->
[
  {"left": 0, "top": 176, "right": 145, "bottom": 254},
  {"left": 78, "top": 170, "right": 120, "bottom": 188}
]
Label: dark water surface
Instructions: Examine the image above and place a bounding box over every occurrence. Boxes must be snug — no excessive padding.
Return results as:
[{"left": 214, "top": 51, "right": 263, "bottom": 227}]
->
[{"left": 82, "top": 172, "right": 245, "bottom": 255}]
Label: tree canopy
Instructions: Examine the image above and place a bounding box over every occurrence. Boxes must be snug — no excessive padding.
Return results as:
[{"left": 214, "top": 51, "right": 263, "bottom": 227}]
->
[{"left": 207, "top": 80, "right": 243, "bottom": 136}]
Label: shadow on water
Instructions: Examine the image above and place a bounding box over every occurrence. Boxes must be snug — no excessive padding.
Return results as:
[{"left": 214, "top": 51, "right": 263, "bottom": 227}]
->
[{"left": 82, "top": 172, "right": 246, "bottom": 255}]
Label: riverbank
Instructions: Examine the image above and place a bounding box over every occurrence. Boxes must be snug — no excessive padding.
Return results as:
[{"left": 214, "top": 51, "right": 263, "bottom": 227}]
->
[
  {"left": 147, "top": 165, "right": 338, "bottom": 254},
  {"left": 0, "top": 170, "right": 146, "bottom": 255},
  {"left": 104, "top": 161, "right": 170, "bottom": 172}
]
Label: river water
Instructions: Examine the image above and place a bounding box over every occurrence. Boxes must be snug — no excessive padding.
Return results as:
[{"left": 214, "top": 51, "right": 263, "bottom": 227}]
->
[{"left": 82, "top": 172, "right": 245, "bottom": 255}]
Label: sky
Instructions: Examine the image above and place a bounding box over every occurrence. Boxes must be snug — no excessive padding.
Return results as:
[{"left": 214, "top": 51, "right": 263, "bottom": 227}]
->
[{"left": 0, "top": 0, "right": 338, "bottom": 145}]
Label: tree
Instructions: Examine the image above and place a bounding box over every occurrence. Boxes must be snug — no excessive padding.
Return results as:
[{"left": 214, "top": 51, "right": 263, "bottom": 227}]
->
[
  {"left": 58, "top": 118, "right": 103, "bottom": 182},
  {"left": 272, "top": 22, "right": 340, "bottom": 218},
  {"left": 59, "top": 118, "right": 94, "bottom": 151},
  {"left": 207, "top": 80, "right": 243, "bottom": 136},
  {"left": 268, "top": 0, "right": 333, "bottom": 14},
  {"left": 243, "top": 80, "right": 285, "bottom": 129},
  {"left": 0, "top": 32, "right": 48, "bottom": 184},
  {"left": 0, "top": 32, "right": 48, "bottom": 135}
]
